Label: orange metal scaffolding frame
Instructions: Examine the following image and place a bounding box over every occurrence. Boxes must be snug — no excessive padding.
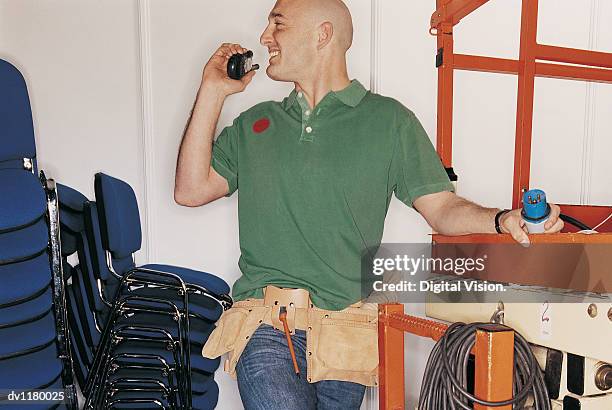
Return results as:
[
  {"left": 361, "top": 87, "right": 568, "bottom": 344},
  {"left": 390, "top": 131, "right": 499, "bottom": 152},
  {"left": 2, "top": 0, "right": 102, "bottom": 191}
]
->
[
  {"left": 433, "top": 0, "right": 612, "bottom": 229},
  {"left": 377, "top": 1, "right": 612, "bottom": 409}
]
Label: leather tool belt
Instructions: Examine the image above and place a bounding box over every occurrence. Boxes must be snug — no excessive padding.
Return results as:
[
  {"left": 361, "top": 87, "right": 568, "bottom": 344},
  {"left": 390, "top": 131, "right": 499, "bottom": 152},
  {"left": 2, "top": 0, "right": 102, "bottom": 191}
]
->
[{"left": 202, "top": 285, "right": 378, "bottom": 386}]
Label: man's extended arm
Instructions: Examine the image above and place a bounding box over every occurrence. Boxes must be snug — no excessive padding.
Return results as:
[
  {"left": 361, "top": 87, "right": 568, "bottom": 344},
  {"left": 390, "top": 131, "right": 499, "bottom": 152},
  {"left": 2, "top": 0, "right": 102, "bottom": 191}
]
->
[
  {"left": 414, "top": 191, "right": 564, "bottom": 244},
  {"left": 174, "top": 43, "right": 256, "bottom": 207}
]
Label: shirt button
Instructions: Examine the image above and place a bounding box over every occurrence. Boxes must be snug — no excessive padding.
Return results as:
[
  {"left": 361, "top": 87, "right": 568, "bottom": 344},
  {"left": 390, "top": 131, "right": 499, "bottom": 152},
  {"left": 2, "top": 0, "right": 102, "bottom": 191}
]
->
[
  {"left": 297, "top": 92, "right": 303, "bottom": 98},
  {"left": 305, "top": 110, "right": 311, "bottom": 116},
  {"left": 305, "top": 126, "right": 313, "bottom": 133}
]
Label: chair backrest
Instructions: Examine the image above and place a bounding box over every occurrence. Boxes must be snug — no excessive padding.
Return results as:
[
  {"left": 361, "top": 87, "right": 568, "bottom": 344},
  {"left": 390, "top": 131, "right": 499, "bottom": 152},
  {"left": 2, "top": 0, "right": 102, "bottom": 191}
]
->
[
  {"left": 58, "top": 184, "right": 115, "bottom": 314},
  {"left": 94, "top": 173, "right": 142, "bottom": 265},
  {"left": 82, "top": 201, "right": 123, "bottom": 282},
  {"left": 58, "top": 183, "right": 88, "bottom": 217},
  {"left": 58, "top": 183, "right": 89, "bottom": 257},
  {"left": 0, "top": 169, "right": 46, "bottom": 234},
  {"left": 0, "top": 59, "right": 36, "bottom": 171},
  {"left": 57, "top": 184, "right": 107, "bottom": 367}
]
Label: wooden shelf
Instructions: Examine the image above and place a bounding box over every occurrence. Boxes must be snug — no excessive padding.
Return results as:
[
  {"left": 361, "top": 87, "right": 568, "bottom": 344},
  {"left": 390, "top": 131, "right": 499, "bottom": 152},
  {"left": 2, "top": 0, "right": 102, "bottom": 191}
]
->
[{"left": 432, "top": 232, "right": 612, "bottom": 244}]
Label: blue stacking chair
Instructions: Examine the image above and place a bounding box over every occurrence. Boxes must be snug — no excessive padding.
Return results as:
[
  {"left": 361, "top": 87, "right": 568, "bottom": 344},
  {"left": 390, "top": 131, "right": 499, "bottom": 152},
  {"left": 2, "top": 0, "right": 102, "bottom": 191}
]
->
[
  {"left": 56, "top": 184, "right": 216, "bottom": 408},
  {"left": 85, "top": 173, "right": 233, "bottom": 408},
  {"left": 0, "top": 59, "right": 37, "bottom": 173},
  {"left": 93, "top": 173, "right": 232, "bottom": 313},
  {"left": 84, "top": 255, "right": 216, "bottom": 408},
  {"left": 92, "top": 174, "right": 232, "bottom": 357},
  {"left": 55, "top": 176, "right": 229, "bottom": 409},
  {"left": 0, "top": 170, "right": 61, "bottom": 394},
  {"left": 55, "top": 185, "right": 194, "bottom": 408},
  {"left": 57, "top": 184, "right": 102, "bottom": 387},
  {"left": 1, "top": 58, "right": 77, "bottom": 408}
]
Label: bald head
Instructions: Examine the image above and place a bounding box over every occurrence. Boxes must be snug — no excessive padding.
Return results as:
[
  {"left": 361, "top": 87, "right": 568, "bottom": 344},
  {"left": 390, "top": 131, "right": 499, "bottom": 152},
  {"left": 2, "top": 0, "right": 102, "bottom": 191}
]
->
[
  {"left": 270, "top": 0, "right": 353, "bottom": 52},
  {"left": 303, "top": 0, "right": 353, "bottom": 52},
  {"left": 261, "top": 0, "right": 354, "bottom": 84}
]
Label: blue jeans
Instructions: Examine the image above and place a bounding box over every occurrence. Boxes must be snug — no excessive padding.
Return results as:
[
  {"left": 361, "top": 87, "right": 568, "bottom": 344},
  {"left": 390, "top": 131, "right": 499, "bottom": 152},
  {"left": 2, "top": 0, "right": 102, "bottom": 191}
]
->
[{"left": 236, "top": 324, "right": 366, "bottom": 410}]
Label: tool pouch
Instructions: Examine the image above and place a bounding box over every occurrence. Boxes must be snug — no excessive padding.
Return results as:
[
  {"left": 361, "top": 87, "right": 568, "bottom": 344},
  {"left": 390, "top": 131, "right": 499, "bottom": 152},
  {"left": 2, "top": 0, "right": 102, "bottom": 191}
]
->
[
  {"left": 202, "top": 288, "right": 379, "bottom": 386},
  {"left": 306, "top": 304, "right": 378, "bottom": 386},
  {"left": 201, "top": 299, "right": 268, "bottom": 376}
]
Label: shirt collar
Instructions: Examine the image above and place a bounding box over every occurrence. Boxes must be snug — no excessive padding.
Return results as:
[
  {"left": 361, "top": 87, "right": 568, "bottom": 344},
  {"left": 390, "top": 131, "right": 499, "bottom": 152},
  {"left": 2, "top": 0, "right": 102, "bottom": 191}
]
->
[
  {"left": 333, "top": 79, "right": 368, "bottom": 107},
  {"left": 281, "top": 79, "right": 367, "bottom": 111}
]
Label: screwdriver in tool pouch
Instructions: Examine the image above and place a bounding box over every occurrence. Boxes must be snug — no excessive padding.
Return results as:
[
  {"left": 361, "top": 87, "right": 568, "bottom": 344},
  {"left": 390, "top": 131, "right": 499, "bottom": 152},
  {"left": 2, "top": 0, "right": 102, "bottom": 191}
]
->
[{"left": 279, "top": 306, "right": 301, "bottom": 378}]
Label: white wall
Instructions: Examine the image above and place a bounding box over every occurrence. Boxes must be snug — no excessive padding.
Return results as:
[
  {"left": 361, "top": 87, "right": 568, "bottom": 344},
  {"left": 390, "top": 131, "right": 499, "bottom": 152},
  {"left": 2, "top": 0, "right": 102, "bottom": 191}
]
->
[
  {"left": 1, "top": 1, "right": 611, "bottom": 409},
  {"left": 0, "top": 0, "right": 150, "bottom": 262}
]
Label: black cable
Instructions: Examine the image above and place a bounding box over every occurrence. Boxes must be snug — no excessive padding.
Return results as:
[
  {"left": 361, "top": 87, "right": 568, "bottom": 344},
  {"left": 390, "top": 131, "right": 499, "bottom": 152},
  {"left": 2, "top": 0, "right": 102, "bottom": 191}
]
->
[
  {"left": 559, "top": 213, "right": 592, "bottom": 231},
  {"left": 418, "top": 322, "right": 551, "bottom": 410}
]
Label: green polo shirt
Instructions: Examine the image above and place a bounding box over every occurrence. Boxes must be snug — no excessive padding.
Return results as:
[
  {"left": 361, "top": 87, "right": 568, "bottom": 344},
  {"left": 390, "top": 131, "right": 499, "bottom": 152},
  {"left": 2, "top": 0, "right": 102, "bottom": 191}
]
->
[{"left": 211, "top": 80, "right": 454, "bottom": 310}]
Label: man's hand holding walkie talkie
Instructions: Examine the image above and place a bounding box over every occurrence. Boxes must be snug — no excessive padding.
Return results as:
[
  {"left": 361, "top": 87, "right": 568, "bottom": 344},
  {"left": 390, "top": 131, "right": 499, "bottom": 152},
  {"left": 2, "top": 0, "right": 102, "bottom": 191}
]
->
[
  {"left": 175, "top": 43, "right": 259, "bottom": 207},
  {"left": 201, "top": 43, "right": 258, "bottom": 98}
]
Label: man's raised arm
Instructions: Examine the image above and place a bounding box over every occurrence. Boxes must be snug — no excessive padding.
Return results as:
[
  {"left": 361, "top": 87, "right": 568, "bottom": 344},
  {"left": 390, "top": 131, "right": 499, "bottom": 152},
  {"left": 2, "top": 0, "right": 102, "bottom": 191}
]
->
[{"left": 174, "top": 43, "right": 256, "bottom": 207}]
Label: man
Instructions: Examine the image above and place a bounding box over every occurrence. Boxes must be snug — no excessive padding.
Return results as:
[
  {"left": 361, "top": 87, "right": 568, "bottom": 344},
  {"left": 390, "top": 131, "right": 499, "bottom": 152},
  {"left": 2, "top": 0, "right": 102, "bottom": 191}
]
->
[{"left": 175, "top": 0, "right": 563, "bottom": 408}]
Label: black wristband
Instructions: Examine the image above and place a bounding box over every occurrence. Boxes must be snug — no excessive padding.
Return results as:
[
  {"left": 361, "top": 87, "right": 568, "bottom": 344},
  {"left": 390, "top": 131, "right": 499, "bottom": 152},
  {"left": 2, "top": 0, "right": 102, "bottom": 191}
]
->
[{"left": 495, "top": 209, "right": 510, "bottom": 234}]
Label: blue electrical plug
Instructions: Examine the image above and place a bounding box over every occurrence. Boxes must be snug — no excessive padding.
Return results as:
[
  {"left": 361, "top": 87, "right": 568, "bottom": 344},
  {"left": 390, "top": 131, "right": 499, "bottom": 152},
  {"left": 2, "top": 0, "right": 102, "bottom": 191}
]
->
[{"left": 521, "top": 189, "right": 551, "bottom": 233}]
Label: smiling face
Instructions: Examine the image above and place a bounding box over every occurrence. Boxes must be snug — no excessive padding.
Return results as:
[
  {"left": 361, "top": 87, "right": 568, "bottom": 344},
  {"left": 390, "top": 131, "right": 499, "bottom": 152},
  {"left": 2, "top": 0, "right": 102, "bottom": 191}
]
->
[{"left": 259, "top": 0, "right": 318, "bottom": 83}]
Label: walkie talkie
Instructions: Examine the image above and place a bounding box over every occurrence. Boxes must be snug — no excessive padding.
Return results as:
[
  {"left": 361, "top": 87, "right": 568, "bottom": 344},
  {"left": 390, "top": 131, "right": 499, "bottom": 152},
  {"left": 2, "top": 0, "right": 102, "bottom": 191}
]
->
[{"left": 227, "top": 50, "right": 259, "bottom": 80}]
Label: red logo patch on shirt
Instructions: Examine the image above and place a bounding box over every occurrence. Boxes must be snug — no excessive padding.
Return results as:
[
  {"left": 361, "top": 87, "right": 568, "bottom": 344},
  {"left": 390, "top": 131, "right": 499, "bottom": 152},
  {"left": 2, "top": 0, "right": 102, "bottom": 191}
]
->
[{"left": 252, "top": 117, "right": 270, "bottom": 133}]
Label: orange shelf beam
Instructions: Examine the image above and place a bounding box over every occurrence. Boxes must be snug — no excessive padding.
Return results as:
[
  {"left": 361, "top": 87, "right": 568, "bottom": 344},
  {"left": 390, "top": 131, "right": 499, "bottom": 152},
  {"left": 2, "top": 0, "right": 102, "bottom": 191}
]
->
[
  {"left": 432, "top": 232, "right": 612, "bottom": 244},
  {"left": 536, "top": 44, "right": 612, "bottom": 69},
  {"left": 453, "top": 54, "right": 612, "bottom": 84},
  {"left": 378, "top": 304, "right": 406, "bottom": 410}
]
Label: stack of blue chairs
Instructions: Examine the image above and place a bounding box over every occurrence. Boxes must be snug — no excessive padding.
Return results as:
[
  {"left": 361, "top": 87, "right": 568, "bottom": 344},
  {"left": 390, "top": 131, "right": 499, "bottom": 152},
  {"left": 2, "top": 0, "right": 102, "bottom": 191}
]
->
[
  {"left": 85, "top": 173, "right": 232, "bottom": 408},
  {"left": 56, "top": 173, "right": 231, "bottom": 409},
  {"left": 0, "top": 59, "right": 76, "bottom": 409},
  {"left": 2, "top": 56, "right": 231, "bottom": 409}
]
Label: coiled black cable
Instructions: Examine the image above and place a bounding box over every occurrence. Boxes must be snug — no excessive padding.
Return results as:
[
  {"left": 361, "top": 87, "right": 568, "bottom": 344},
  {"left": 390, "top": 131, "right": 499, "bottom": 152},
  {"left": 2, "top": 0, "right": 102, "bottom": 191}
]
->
[{"left": 418, "top": 322, "right": 551, "bottom": 410}]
